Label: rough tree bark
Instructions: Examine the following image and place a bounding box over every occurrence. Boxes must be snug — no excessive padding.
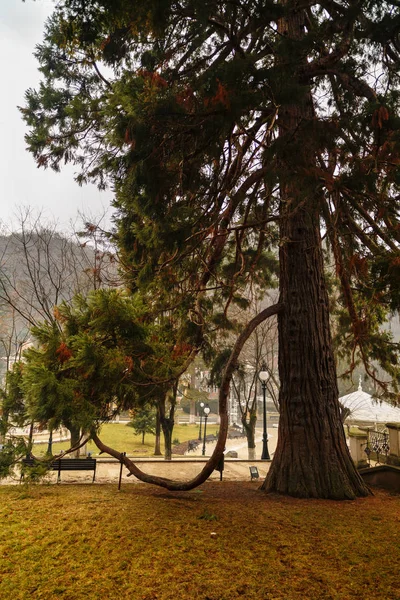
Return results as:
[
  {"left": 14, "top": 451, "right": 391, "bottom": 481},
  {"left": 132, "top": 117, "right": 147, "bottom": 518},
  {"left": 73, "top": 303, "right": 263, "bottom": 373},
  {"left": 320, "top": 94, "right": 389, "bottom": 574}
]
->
[
  {"left": 262, "top": 200, "right": 369, "bottom": 498},
  {"left": 261, "top": 5, "right": 370, "bottom": 499}
]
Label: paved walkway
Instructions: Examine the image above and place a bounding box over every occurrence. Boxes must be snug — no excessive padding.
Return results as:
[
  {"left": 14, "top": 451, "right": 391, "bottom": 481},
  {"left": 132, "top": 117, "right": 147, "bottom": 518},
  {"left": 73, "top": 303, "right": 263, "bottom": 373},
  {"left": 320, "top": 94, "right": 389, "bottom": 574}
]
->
[
  {"left": 91, "top": 457, "right": 272, "bottom": 486},
  {"left": 2, "top": 428, "right": 278, "bottom": 486},
  {"left": 189, "top": 426, "right": 278, "bottom": 459},
  {"left": 2, "top": 458, "right": 271, "bottom": 486}
]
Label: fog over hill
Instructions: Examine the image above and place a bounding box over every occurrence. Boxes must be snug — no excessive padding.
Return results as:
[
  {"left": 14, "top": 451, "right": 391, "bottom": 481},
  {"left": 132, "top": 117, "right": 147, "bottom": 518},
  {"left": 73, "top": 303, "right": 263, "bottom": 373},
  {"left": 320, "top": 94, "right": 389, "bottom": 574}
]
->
[
  {"left": 0, "top": 223, "right": 398, "bottom": 401},
  {"left": 0, "top": 225, "right": 118, "bottom": 375}
]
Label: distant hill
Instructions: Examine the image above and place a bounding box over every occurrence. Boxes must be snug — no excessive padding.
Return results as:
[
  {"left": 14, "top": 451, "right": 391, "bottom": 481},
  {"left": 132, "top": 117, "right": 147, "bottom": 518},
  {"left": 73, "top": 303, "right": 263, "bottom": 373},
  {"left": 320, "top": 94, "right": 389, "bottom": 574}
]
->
[{"left": 0, "top": 228, "right": 119, "bottom": 377}]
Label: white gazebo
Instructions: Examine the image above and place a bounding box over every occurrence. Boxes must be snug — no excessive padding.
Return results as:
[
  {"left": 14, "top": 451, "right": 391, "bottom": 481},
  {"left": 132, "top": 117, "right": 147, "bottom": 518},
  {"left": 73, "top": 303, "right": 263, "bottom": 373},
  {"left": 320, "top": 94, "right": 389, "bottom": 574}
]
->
[{"left": 339, "top": 377, "right": 400, "bottom": 425}]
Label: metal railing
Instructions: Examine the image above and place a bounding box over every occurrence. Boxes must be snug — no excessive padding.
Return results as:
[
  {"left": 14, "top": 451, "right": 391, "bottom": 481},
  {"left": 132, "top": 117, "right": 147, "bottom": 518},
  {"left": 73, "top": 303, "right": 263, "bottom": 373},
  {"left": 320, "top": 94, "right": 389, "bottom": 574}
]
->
[{"left": 364, "top": 429, "right": 390, "bottom": 465}]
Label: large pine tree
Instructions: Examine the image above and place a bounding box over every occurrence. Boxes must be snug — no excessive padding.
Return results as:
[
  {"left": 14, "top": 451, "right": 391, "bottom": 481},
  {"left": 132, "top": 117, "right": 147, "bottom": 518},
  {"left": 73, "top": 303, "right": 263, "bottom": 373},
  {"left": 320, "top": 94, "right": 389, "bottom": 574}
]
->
[{"left": 21, "top": 0, "right": 400, "bottom": 498}]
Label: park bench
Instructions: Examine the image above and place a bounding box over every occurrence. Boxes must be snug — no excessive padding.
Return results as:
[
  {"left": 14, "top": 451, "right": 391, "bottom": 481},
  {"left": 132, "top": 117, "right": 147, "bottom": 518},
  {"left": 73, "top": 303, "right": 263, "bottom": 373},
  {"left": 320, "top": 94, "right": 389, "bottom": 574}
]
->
[
  {"left": 21, "top": 457, "right": 97, "bottom": 483},
  {"left": 187, "top": 440, "right": 200, "bottom": 452},
  {"left": 227, "top": 430, "right": 244, "bottom": 439},
  {"left": 249, "top": 466, "right": 259, "bottom": 481}
]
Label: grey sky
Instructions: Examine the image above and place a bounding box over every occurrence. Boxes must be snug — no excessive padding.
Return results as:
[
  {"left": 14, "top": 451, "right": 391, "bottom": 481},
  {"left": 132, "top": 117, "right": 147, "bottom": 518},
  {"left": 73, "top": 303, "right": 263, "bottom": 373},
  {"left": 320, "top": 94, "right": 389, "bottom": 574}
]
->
[{"left": 0, "top": 0, "right": 112, "bottom": 230}]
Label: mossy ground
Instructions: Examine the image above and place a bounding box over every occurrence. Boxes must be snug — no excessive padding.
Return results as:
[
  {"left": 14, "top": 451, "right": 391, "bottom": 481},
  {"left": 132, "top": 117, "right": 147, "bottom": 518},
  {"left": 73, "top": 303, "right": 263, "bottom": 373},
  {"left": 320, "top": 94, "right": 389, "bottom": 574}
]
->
[{"left": 0, "top": 482, "right": 398, "bottom": 599}]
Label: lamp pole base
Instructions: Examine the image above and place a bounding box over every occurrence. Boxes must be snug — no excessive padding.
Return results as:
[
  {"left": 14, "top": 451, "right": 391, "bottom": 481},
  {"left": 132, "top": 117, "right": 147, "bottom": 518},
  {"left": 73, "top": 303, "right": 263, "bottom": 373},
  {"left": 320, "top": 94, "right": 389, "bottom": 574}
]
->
[{"left": 261, "top": 434, "right": 270, "bottom": 460}]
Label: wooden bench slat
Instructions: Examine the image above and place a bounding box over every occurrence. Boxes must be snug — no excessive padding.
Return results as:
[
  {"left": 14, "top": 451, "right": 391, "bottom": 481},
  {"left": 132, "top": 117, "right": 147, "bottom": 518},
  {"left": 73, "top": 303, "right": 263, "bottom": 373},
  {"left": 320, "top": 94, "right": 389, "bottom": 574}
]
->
[{"left": 21, "top": 457, "right": 97, "bottom": 483}]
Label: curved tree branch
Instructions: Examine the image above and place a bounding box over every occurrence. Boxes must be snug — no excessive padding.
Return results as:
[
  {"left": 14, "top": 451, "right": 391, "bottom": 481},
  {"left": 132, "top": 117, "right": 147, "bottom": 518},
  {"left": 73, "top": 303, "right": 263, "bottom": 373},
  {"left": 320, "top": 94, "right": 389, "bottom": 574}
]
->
[{"left": 91, "top": 302, "right": 283, "bottom": 490}]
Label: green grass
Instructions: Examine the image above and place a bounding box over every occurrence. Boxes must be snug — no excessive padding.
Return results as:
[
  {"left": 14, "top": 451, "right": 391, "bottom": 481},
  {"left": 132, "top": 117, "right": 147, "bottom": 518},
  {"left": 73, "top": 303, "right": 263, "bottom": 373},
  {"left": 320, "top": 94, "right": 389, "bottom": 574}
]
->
[
  {"left": 0, "top": 482, "right": 399, "bottom": 599},
  {"left": 35, "top": 423, "right": 218, "bottom": 458}
]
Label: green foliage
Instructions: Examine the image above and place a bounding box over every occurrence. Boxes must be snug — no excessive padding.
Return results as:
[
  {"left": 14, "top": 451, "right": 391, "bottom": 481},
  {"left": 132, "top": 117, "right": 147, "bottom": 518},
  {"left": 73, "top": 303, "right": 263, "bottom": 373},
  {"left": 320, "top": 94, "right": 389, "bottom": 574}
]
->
[
  {"left": 128, "top": 405, "right": 157, "bottom": 443},
  {"left": 0, "top": 363, "right": 32, "bottom": 481},
  {"left": 21, "top": 289, "right": 149, "bottom": 435},
  {"left": 0, "top": 438, "right": 28, "bottom": 480},
  {"left": 0, "top": 362, "right": 27, "bottom": 437},
  {"left": 19, "top": 288, "right": 199, "bottom": 448},
  {"left": 21, "top": 0, "right": 400, "bottom": 408},
  {"left": 19, "top": 459, "right": 53, "bottom": 484},
  {"left": 209, "top": 348, "right": 233, "bottom": 388},
  {"left": 21, "top": 0, "right": 280, "bottom": 354}
]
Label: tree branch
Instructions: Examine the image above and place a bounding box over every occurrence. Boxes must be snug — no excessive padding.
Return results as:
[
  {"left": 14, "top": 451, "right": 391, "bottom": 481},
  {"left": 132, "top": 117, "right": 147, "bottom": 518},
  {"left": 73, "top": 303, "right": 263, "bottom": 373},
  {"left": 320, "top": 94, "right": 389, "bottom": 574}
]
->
[{"left": 91, "top": 302, "right": 283, "bottom": 490}]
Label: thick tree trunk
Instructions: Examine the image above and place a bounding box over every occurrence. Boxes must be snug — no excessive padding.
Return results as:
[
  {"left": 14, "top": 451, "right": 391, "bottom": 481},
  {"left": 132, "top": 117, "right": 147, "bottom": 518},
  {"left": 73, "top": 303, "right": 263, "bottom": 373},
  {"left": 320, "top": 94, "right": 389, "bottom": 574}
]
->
[
  {"left": 262, "top": 203, "right": 369, "bottom": 498},
  {"left": 262, "top": 4, "right": 370, "bottom": 500}
]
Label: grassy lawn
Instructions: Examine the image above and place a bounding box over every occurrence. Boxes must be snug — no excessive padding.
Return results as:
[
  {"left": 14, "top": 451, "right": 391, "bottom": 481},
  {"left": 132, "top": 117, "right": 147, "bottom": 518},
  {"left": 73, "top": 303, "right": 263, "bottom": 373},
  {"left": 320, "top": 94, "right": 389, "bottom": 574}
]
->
[
  {"left": 0, "top": 482, "right": 399, "bottom": 599},
  {"left": 35, "top": 423, "right": 219, "bottom": 458}
]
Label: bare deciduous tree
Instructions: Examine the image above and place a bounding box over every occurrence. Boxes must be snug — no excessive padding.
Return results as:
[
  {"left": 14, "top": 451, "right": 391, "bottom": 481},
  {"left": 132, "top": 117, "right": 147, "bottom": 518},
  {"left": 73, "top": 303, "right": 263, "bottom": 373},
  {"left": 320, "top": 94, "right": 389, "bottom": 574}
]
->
[{"left": 0, "top": 208, "right": 119, "bottom": 454}]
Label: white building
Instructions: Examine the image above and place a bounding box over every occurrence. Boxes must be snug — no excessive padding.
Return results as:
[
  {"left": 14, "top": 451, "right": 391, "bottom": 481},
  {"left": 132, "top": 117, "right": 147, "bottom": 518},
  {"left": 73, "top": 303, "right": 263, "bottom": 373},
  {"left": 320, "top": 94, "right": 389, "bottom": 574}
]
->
[{"left": 339, "top": 377, "right": 400, "bottom": 425}]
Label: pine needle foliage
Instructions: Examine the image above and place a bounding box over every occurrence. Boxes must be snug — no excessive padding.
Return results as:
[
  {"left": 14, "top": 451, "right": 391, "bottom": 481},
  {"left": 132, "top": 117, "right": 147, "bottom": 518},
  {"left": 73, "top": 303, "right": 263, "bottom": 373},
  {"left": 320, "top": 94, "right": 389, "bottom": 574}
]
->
[
  {"left": 128, "top": 405, "right": 157, "bottom": 444},
  {"left": 20, "top": 0, "right": 400, "bottom": 497},
  {"left": 21, "top": 1, "right": 400, "bottom": 401},
  {"left": 20, "top": 289, "right": 192, "bottom": 440}
]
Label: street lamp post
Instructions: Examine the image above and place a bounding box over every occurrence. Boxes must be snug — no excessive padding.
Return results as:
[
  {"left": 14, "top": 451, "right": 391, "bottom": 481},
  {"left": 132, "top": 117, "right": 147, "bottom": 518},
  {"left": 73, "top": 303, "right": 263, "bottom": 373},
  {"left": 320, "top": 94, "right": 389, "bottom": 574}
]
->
[
  {"left": 259, "top": 364, "right": 271, "bottom": 460},
  {"left": 202, "top": 404, "right": 211, "bottom": 456},
  {"left": 198, "top": 401, "right": 205, "bottom": 440}
]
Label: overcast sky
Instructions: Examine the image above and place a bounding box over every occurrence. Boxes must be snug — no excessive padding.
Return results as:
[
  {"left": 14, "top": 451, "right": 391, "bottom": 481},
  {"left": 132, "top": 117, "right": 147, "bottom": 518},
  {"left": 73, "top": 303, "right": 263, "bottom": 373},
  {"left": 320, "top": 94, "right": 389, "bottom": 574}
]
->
[{"left": 0, "top": 0, "right": 112, "bottom": 231}]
